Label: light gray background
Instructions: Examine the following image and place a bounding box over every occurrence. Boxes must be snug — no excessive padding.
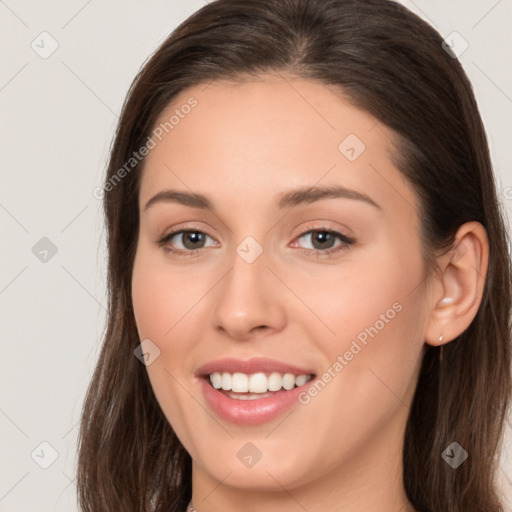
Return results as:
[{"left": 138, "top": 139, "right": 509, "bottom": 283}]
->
[{"left": 1, "top": 1, "right": 511, "bottom": 511}]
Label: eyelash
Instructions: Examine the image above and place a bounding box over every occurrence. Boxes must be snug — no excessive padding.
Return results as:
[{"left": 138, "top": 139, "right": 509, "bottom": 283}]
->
[{"left": 155, "top": 224, "right": 355, "bottom": 258}]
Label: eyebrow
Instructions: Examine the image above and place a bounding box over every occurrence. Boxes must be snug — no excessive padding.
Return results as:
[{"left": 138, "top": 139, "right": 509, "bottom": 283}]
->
[{"left": 143, "top": 185, "right": 381, "bottom": 212}]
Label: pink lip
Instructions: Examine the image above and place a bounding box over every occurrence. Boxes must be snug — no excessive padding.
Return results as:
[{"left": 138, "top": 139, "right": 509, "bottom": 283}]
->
[
  {"left": 199, "top": 378, "right": 314, "bottom": 425},
  {"left": 195, "top": 357, "right": 314, "bottom": 377},
  {"left": 195, "top": 357, "right": 316, "bottom": 425}
]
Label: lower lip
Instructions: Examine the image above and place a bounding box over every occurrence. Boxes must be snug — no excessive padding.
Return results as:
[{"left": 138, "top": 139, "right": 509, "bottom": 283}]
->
[{"left": 199, "top": 377, "right": 312, "bottom": 425}]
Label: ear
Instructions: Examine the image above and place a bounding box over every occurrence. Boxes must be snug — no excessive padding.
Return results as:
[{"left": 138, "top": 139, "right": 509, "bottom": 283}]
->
[{"left": 424, "top": 221, "right": 489, "bottom": 347}]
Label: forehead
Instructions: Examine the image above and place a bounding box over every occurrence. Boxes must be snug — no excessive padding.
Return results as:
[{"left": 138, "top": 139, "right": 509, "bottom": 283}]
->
[{"left": 139, "top": 75, "right": 417, "bottom": 217}]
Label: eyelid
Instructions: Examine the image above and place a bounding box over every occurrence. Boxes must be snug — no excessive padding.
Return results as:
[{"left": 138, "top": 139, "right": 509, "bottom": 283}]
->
[
  {"left": 290, "top": 221, "right": 355, "bottom": 243},
  {"left": 156, "top": 223, "right": 218, "bottom": 245}
]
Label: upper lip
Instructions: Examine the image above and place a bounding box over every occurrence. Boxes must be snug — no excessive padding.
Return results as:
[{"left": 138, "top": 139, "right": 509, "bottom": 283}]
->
[{"left": 195, "top": 357, "right": 315, "bottom": 377}]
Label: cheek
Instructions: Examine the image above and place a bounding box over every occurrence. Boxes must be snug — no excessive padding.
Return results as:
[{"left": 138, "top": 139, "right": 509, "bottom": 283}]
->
[
  {"left": 131, "top": 249, "right": 201, "bottom": 443},
  {"left": 131, "top": 273, "right": 174, "bottom": 340},
  {"left": 131, "top": 248, "right": 204, "bottom": 340},
  {"left": 301, "top": 240, "right": 427, "bottom": 402},
  {"left": 286, "top": 251, "right": 426, "bottom": 462},
  {"left": 299, "top": 241, "right": 424, "bottom": 346}
]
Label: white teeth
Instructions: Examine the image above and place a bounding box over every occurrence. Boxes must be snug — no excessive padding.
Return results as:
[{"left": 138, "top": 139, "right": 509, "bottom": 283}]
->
[
  {"left": 231, "top": 372, "right": 249, "bottom": 393},
  {"left": 209, "top": 371, "right": 312, "bottom": 393},
  {"left": 248, "top": 373, "right": 267, "bottom": 393},
  {"left": 221, "top": 372, "right": 231, "bottom": 391},
  {"left": 268, "top": 372, "right": 282, "bottom": 391},
  {"left": 210, "top": 372, "right": 222, "bottom": 389},
  {"left": 282, "top": 373, "right": 295, "bottom": 390},
  {"left": 295, "top": 374, "right": 308, "bottom": 387}
]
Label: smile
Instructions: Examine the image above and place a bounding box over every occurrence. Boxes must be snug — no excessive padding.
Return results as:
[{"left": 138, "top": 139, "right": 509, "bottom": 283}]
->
[
  {"left": 209, "top": 371, "right": 313, "bottom": 397},
  {"left": 196, "top": 358, "right": 317, "bottom": 425}
]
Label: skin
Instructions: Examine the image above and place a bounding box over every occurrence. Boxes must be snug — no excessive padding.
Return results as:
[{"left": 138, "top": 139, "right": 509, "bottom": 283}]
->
[{"left": 131, "top": 75, "right": 489, "bottom": 512}]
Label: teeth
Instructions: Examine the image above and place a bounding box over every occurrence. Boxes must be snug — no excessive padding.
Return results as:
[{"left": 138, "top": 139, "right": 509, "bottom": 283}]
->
[
  {"left": 248, "top": 373, "right": 267, "bottom": 393},
  {"left": 295, "top": 374, "right": 308, "bottom": 387},
  {"left": 209, "top": 371, "right": 312, "bottom": 393},
  {"left": 232, "top": 372, "right": 249, "bottom": 392},
  {"left": 268, "top": 372, "right": 282, "bottom": 391},
  {"left": 221, "top": 373, "right": 231, "bottom": 391},
  {"left": 282, "top": 373, "right": 295, "bottom": 390},
  {"left": 210, "top": 372, "right": 222, "bottom": 389}
]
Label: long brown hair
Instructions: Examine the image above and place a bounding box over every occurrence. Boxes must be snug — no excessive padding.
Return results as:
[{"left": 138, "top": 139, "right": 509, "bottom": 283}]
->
[{"left": 77, "top": 1, "right": 512, "bottom": 510}]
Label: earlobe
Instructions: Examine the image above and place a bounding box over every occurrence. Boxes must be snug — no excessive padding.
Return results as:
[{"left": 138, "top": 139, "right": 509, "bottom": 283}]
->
[{"left": 424, "top": 221, "right": 489, "bottom": 347}]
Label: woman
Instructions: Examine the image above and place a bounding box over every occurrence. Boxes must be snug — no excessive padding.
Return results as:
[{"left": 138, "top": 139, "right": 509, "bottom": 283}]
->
[{"left": 77, "top": 0, "right": 512, "bottom": 511}]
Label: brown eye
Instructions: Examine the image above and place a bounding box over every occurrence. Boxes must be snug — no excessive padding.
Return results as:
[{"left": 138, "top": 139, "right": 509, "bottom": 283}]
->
[
  {"left": 295, "top": 229, "right": 354, "bottom": 254},
  {"left": 172, "top": 231, "right": 207, "bottom": 250},
  {"left": 308, "top": 231, "right": 337, "bottom": 250},
  {"left": 157, "top": 229, "right": 217, "bottom": 255}
]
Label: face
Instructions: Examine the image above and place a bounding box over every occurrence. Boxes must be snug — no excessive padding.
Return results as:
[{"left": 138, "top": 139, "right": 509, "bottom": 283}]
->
[{"left": 131, "top": 75, "right": 431, "bottom": 495}]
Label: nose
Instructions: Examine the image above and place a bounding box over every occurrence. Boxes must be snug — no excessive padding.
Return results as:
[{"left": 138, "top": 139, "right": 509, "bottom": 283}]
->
[{"left": 211, "top": 245, "right": 287, "bottom": 341}]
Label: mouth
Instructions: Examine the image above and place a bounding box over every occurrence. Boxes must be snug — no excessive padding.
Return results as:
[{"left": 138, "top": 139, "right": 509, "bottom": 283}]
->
[
  {"left": 203, "top": 371, "right": 315, "bottom": 400},
  {"left": 195, "top": 358, "right": 317, "bottom": 425}
]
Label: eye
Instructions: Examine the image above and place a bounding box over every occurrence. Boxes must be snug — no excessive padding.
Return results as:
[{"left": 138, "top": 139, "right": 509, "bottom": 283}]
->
[
  {"left": 291, "top": 227, "right": 355, "bottom": 256},
  {"left": 155, "top": 224, "right": 355, "bottom": 258},
  {"left": 156, "top": 227, "right": 217, "bottom": 255}
]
